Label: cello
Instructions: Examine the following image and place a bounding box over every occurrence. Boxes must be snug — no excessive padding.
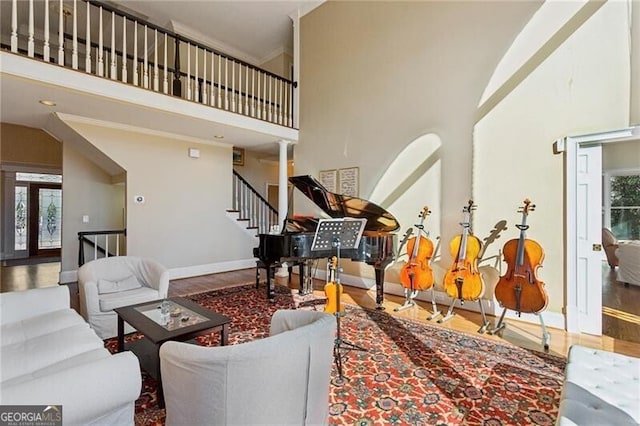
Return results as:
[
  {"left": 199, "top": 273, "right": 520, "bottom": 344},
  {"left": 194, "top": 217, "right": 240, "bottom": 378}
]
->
[
  {"left": 324, "top": 257, "right": 343, "bottom": 314},
  {"left": 494, "top": 199, "right": 548, "bottom": 315},
  {"left": 399, "top": 206, "right": 435, "bottom": 292},
  {"left": 442, "top": 200, "right": 484, "bottom": 301}
]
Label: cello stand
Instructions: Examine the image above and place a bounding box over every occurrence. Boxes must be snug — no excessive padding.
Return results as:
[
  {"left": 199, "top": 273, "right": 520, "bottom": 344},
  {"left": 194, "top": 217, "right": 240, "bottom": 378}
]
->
[
  {"left": 438, "top": 296, "right": 491, "bottom": 334},
  {"left": 394, "top": 286, "right": 418, "bottom": 312},
  {"left": 312, "top": 218, "right": 367, "bottom": 382},
  {"left": 488, "top": 308, "right": 551, "bottom": 351}
]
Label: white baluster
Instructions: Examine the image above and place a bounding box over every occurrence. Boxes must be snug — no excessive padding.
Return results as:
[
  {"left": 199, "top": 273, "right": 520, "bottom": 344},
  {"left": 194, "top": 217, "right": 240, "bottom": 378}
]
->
[
  {"left": 278, "top": 79, "right": 282, "bottom": 124},
  {"left": 217, "top": 54, "right": 222, "bottom": 107},
  {"left": 153, "top": 30, "right": 159, "bottom": 91},
  {"left": 58, "top": 0, "right": 64, "bottom": 65},
  {"left": 105, "top": 235, "right": 109, "bottom": 258},
  {"left": 231, "top": 60, "right": 236, "bottom": 112},
  {"left": 186, "top": 43, "right": 192, "bottom": 100},
  {"left": 257, "top": 70, "right": 261, "bottom": 119},
  {"left": 84, "top": 1, "right": 90, "bottom": 71},
  {"left": 133, "top": 24, "right": 138, "bottom": 86},
  {"left": 72, "top": 0, "right": 77, "bottom": 68},
  {"left": 225, "top": 57, "right": 229, "bottom": 110},
  {"left": 202, "top": 50, "right": 207, "bottom": 104},
  {"left": 28, "top": 0, "right": 34, "bottom": 57},
  {"left": 110, "top": 11, "right": 116, "bottom": 78},
  {"left": 267, "top": 74, "right": 271, "bottom": 121},
  {"left": 238, "top": 63, "right": 242, "bottom": 114},
  {"left": 97, "top": 6, "right": 103, "bottom": 75},
  {"left": 143, "top": 25, "right": 149, "bottom": 88},
  {"left": 94, "top": 236, "right": 97, "bottom": 260},
  {"left": 121, "top": 17, "right": 127, "bottom": 82},
  {"left": 194, "top": 46, "right": 199, "bottom": 102},
  {"left": 163, "top": 33, "right": 169, "bottom": 94},
  {"left": 210, "top": 51, "right": 214, "bottom": 106},
  {"left": 251, "top": 68, "right": 256, "bottom": 117},
  {"left": 116, "top": 234, "right": 120, "bottom": 256},
  {"left": 245, "top": 64, "right": 250, "bottom": 114},
  {"left": 11, "top": 0, "right": 18, "bottom": 52},
  {"left": 44, "top": 0, "right": 50, "bottom": 62}
]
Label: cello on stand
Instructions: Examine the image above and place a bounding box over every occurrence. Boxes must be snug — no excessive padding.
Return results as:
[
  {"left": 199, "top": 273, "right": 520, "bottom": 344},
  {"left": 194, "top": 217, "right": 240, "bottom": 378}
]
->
[
  {"left": 395, "top": 207, "right": 439, "bottom": 318},
  {"left": 488, "top": 199, "right": 550, "bottom": 350},
  {"left": 439, "top": 200, "right": 491, "bottom": 333}
]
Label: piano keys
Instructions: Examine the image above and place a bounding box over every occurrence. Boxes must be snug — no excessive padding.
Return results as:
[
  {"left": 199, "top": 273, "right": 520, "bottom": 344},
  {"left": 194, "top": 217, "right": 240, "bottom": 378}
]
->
[{"left": 254, "top": 175, "right": 399, "bottom": 309}]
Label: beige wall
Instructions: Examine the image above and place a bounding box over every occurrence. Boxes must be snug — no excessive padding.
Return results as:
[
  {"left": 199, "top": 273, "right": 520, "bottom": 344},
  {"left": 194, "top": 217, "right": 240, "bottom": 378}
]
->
[
  {"left": 1, "top": 123, "right": 62, "bottom": 168},
  {"left": 61, "top": 143, "right": 125, "bottom": 274},
  {"left": 64, "top": 121, "right": 256, "bottom": 273},
  {"left": 260, "top": 52, "right": 293, "bottom": 79},
  {"left": 299, "top": 1, "right": 631, "bottom": 318},
  {"left": 603, "top": 140, "right": 640, "bottom": 171}
]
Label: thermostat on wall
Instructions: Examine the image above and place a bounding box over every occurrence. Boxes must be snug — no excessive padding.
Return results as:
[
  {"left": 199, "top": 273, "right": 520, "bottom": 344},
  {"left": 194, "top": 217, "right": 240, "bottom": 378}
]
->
[{"left": 134, "top": 195, "right": 145, "bottom": 204}]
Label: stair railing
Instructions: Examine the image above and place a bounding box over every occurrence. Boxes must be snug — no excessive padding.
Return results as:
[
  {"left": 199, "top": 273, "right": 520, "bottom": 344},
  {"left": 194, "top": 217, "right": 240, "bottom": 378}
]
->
[
  {"left": 232, "top": 171, "right": 278, "bottom": 234},
  {"left": 1, "top": 0, "right": 296, "bottom": 128},
  {"left": 78, "top": 229, "right": 126, "bottom": 266}
]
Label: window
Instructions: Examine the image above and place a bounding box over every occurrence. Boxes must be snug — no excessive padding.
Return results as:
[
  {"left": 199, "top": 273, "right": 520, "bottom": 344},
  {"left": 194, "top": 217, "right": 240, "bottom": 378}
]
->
[{"left": 604, "top": 171, "right": 640, "bottom": 240}]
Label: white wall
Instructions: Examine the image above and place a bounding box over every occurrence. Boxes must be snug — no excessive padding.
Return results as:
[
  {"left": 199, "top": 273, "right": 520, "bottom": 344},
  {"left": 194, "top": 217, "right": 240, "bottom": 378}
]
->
[
  {"left": 63, "top": 120, "right": 257, "bottom": 276},
  {"left": 299, "top": 1, "right": 632, "bottom": 321},
  {"left": 61, "top": 143, "right": 125, "bottom": 277}
]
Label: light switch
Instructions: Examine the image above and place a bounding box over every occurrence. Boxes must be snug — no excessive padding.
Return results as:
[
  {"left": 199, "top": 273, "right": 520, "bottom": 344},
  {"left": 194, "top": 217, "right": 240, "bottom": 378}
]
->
[
  {"left": 188, "top": 148, "right": 200, "bottom": 158},
  {"left": 82, "top": 215, "right": 89, "bottom": 223}
]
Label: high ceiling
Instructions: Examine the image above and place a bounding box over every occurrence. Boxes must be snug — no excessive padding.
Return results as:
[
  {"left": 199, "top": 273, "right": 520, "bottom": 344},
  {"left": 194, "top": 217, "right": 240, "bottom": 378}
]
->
[{"left": 116, "top": 1, "right": 323, "bottom": 64}]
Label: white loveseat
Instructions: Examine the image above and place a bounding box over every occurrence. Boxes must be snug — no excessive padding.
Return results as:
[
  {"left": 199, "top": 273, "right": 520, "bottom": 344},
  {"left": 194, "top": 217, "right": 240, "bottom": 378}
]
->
[
  {"left": 78, "top": 256, "right": 170, "bottom": 339},
  {"left": 0, "top": 285, "right": 141, "bottom": 425}
]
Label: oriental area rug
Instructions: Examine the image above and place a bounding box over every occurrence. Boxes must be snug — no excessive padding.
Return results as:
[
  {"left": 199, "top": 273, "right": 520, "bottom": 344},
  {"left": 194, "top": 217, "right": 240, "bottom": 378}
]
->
[{"left": 105, "top": 284, "right": 566, "bottom": 425}]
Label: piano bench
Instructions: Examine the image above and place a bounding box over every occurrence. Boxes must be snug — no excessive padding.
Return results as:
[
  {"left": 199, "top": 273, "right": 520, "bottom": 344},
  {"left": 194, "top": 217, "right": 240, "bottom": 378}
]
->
[{"left": 255, "top": 261, "right": 300, "bottom": 289}]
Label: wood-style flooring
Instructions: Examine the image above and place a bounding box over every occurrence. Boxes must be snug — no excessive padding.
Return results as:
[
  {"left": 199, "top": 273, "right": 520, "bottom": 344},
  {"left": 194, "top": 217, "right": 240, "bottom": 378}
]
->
[{"left": 2, "top": 261, "right": 639, "bottom": 359}]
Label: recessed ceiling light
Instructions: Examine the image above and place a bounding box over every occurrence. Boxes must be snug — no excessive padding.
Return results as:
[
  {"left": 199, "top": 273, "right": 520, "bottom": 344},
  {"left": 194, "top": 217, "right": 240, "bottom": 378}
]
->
[
  {"left": 39, "top": 100, "right": 56, "bottom": 106},
  {"left": 213, "top": 135, "right": 224, "bottom": 139}
]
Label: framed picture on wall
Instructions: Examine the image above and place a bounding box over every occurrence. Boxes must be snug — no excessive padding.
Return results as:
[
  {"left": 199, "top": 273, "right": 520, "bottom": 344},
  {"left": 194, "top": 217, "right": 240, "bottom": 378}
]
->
[
  {"left": 338, "top": 167, "right": 359, "bottom": 197},
  {"left": 319, "top": 169, "right": 337, "bottom": 192},
  {"left": 233, "top": 147, "right": 245, "bottom": 166}
]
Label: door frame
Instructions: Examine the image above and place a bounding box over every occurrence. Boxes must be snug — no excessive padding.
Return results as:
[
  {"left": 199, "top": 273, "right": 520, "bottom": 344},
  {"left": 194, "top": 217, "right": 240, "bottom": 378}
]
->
[{"left": 559, "top": 126, "right": 638, "bottom": 334}]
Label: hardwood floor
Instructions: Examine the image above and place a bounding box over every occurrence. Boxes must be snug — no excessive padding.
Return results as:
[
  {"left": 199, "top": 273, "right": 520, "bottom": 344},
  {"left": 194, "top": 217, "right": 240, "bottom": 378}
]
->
[{"left": 2, "top": 261, "right": 639, "bottom": 358}]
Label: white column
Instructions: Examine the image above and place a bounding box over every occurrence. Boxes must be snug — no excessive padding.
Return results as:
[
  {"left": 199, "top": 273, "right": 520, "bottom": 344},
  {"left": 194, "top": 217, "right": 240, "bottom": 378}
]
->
[
  {"left": 631, "top": 1, "right": 640, "bottom": 125},
  {"left": 277, "top": 139, "right": 290, "bottom": 231},
  {"left": 289, "top": 9, "right": 301, "bottom": 128}
]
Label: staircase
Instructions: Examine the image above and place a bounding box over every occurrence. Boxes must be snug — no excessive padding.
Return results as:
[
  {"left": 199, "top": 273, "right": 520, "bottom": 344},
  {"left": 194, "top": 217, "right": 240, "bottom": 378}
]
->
[{"left": 229, "top": 170, "right": 278, "bottom": 237}]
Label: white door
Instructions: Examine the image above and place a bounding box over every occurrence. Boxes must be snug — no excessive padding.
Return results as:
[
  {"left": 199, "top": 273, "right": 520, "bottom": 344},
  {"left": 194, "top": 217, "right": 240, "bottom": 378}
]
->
[{"left": 576, "top": 144, "right": 602, "bottom": 335}]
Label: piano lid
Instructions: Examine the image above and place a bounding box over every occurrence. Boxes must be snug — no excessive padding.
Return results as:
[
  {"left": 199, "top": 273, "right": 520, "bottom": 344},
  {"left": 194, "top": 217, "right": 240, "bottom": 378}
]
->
[{"left": 289, "top": 175, "right": 400, "bottom": 233}]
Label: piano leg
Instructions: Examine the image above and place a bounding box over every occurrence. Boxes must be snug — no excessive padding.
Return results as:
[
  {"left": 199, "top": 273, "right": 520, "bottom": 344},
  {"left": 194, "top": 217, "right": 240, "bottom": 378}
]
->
[{"left": 374, "top": 267, "right": 386, "bottom": 310}]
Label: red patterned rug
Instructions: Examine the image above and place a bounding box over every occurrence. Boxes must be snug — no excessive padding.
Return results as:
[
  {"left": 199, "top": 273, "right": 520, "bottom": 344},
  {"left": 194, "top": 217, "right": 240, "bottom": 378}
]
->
[{"left": 105, "top": 284, "right": 566, "bottom": 425}]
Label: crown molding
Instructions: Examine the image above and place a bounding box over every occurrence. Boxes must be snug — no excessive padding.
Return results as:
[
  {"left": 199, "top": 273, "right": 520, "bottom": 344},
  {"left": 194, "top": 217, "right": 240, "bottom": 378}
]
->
[{"left": 169, "top": 20, "right": 260, "bottom": 66}]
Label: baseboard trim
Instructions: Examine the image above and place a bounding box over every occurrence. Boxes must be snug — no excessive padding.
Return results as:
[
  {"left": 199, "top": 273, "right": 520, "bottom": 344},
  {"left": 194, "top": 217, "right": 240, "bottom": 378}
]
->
[
  {"left": 168, "top": 258, "right": 257, "bottom": 280},
  {"left": 314, "top": 269, "right": 565, "bottom": 330}
]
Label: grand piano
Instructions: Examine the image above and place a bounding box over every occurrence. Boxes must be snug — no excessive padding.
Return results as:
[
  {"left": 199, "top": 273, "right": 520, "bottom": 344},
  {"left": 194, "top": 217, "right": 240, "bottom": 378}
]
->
[{"left": 254, "top": 175, "right": 400, "bottom": 309}]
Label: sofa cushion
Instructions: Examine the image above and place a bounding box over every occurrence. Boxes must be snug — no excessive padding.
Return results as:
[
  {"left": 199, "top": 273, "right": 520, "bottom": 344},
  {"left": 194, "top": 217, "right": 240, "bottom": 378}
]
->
[
  {"left": 0, "top": 324, "right": 105, "bottom": 383},
  {"left": 98, "top": 275, "right": 142, "bottom": 294},
  {"left": 1, "top": 347, "right": 110, "bottom": 387},
  {"left": 1, "top": 309, "right": 87, "bottom": 347},
  {"left": 98, "top": 286, "right": 159, "bottom": 312}
]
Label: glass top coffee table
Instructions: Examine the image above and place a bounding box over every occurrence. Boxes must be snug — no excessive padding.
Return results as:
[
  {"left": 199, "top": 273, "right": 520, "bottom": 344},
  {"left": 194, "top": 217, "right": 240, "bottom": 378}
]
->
[{"left": 115, "top": 297, "right": 231, "bottom": 407}]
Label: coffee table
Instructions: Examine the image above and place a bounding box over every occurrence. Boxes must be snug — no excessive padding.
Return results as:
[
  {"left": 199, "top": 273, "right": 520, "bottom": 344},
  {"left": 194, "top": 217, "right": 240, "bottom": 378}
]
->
[{"left": 115, "top": 297, "right": 231, "bottom": 407}]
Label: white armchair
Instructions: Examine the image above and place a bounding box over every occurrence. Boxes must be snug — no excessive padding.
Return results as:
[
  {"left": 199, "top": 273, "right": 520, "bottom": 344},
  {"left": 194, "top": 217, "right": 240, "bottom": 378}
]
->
[
  {"left": 616, "top": 241, "right": 640, "bottom": 286},
  {"left": 78, "top": 256, "right": 170, "bottom": 339},
  {"left": 159, "top": 309, "right": 336, "bottom": 426}
]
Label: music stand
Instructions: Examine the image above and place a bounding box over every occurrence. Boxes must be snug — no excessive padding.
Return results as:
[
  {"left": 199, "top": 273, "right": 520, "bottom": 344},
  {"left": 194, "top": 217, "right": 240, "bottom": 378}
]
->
[{"left": 312, "top": 217, "right": 367, "bottom": 382}]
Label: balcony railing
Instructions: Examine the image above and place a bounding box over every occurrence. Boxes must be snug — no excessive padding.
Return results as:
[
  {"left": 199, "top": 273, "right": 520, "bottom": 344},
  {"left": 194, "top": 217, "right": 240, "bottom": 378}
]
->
[{"left": 2, "top": 0, "right": 296, "bottom": 128}]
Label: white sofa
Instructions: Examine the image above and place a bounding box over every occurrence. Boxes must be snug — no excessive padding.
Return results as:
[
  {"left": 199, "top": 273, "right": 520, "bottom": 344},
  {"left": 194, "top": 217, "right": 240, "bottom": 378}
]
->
[
  {"left": 78, "top": 256, "right": 170, "bottom": 339},
  {"left": 616, "top": 240, "right": 640, "bottom": 286},
  {"left": 556, "top": 345, "right": 640, "bottom": 425},
  {"left": 0, "top": 285, "right": 141, "bottom": 425},
  {"left": 160, "top": 309, "right": 336, "bottom": 426}
]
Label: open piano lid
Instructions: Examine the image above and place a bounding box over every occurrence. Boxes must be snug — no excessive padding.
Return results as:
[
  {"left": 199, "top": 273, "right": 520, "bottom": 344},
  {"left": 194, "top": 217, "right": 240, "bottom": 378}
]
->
[{"left": 288, "top": 175, "right": 400, "bottom": 233}]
